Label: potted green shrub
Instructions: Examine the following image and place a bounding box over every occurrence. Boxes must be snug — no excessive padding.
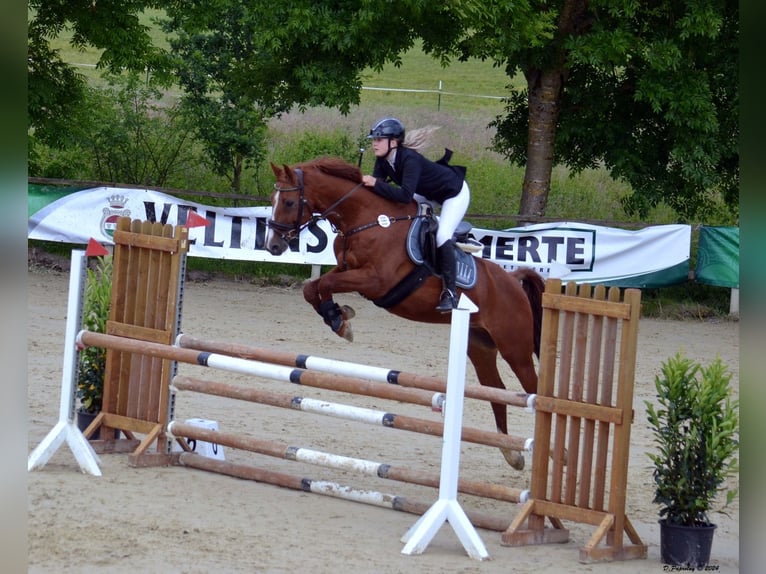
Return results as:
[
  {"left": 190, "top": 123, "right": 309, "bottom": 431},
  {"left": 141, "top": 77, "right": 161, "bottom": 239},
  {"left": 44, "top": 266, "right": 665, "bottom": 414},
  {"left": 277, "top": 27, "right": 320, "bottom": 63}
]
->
[
  {"left": 76, "top": 255, "right": 113, "bottom": 434},
  {"left": 645, "top": 351, "right": 739, "bottom": 568}
]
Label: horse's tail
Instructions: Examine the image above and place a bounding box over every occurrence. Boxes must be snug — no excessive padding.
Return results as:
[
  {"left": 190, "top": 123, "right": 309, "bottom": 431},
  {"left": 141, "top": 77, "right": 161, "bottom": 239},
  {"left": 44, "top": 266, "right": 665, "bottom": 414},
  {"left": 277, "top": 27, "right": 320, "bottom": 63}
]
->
[{"left": 513, "top": 268, "right": 545, "bottom": 357}]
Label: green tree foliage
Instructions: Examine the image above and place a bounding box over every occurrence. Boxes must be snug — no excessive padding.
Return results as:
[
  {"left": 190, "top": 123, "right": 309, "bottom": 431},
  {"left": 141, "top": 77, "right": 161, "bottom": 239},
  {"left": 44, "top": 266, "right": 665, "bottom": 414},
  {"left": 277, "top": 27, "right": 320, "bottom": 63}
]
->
[
  {"left": 87, "top": 74, "right": 197, "bottom": 186},
  {"left": 163, "top": 4, "right": 271, "bottom": 193},
  {"left": 481, "top": 0, "right": 739, "bottom": 221},
  {"left": 160, "top": 1, "right": 436, "bottom": 192},
  {"left": 163, "top": 0, "right": 736, "bottom": 222},
  {"left": 31, "top": 73, "right": 198, "bottom": 186},
  {"left": 29, "top": 73, "right": 197, "bottom": 187},
  {"left": 27, "top": 36, "right": 87, "bottom": 147},
  {"left": 163, "top": 1, "right": 421, "bottom": 114},
  {"left": 30, "top": 1, "right": 737, "bottom": 222},
  {"left": 28, "top": 1, "right": 172, "bottom": 143}
]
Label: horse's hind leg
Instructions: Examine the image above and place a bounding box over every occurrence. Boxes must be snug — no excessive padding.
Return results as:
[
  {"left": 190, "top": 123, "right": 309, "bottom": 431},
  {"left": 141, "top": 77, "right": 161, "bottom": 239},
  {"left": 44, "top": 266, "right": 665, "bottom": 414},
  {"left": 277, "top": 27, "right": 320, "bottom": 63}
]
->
[
  {"left": 492, "top": 333, "right": 574, "bottom": 467},
  {"left": 492, "top": 319, "right": 539, "bottom": 396},
  {"left": 467, "top": 330, "right": 525, "bottom": 471}
]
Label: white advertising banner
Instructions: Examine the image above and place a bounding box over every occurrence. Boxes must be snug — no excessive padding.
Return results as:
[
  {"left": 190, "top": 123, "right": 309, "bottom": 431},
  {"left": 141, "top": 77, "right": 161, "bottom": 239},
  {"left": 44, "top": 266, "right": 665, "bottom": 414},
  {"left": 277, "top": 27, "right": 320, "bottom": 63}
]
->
[
  {"left": 28, "top": 186, "right": 338, "bottom": 265},
  {"left": 471, "top": 222, "right": 691, "bottom": 285},
  {"left": 28, "top": 186, "right": 691, "bottom": 286}
]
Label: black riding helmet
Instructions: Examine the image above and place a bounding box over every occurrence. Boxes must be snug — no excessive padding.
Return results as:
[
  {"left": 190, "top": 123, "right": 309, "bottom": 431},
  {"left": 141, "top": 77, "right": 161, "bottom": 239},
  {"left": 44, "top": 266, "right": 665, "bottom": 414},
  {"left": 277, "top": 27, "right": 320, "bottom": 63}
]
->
[{"left": 368, "top": 117, "right": 405, "bottom": 143}]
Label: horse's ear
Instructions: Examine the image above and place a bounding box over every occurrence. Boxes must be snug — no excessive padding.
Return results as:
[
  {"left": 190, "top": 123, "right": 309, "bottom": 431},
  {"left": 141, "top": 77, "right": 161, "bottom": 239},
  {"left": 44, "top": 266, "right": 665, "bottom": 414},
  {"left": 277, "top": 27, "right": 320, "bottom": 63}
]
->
[{"left": 270, "top": 162, "right": 282, "bottom": 178}]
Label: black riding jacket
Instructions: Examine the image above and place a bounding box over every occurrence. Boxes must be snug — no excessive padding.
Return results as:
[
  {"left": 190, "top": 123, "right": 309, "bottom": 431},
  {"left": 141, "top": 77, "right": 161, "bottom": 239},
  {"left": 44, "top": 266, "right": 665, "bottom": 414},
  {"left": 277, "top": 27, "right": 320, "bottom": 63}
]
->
[{"left": 370, "top": 147, "right": 466, "bottom": 205}]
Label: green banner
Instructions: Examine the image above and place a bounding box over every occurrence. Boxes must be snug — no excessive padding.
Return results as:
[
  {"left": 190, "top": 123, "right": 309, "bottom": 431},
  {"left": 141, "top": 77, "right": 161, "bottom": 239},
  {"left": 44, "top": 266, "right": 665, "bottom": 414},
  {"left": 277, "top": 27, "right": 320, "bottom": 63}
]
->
[
  {"left": 28, "top": 183, "right": 87, "bottom": 218},
  {"left": 598, "top": 261, "right": 690, "bottom": 289},
  {"left": 695, "top": 226, "right": 739, "bottom": 288}
]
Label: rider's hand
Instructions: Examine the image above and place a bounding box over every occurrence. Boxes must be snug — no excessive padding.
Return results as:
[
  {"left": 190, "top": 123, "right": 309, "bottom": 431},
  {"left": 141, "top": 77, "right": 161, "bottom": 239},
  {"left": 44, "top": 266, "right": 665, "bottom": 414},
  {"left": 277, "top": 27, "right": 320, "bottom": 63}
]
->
[{"left": 362, "top": 175, "right": 376, "bottom": 187}]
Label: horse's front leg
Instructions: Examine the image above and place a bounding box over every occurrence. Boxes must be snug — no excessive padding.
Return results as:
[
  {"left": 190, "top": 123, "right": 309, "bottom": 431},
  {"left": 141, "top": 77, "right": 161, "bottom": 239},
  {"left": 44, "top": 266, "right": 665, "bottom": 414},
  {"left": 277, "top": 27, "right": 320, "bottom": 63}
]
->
[{"left": 302, "top": 269, "right": 359, "bottom": 341}]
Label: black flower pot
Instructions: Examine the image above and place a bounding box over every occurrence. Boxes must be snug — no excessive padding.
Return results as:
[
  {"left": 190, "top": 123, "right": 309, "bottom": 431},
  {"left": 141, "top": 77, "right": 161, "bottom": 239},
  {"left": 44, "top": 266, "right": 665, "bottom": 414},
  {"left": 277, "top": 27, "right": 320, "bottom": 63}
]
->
[
  {"left": 659, "top": 519, "right": 716, "bottom": 567},
  {"left": 76, "top": 409, "right": 119, "bottom": 440}
]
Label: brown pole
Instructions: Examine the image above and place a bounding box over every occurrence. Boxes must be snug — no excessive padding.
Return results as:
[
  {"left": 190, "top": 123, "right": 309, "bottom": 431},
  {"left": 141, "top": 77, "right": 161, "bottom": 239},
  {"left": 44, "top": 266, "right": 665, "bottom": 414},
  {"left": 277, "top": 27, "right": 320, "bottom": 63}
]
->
[{"left": 178, "top": 452, "right": 513, "bottom": 533}]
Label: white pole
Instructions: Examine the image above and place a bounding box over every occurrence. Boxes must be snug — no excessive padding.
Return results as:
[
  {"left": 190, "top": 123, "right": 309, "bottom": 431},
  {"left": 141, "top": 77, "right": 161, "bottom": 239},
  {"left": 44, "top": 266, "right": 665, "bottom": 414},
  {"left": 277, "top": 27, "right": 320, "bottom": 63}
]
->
[
  {"left": 28, "top": 250, "right": 102, "bottom": 475},
  {"left": 729, "top": 287, "right": 739, "bottom": 316},
  {"left": 400, "top": 294, "right": 489, "bottom": 560}
]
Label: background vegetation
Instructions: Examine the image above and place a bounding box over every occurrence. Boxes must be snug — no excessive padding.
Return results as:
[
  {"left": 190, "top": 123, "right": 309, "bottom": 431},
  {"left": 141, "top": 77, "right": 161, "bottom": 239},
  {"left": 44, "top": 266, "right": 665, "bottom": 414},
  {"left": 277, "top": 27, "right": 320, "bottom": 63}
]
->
[{"left": 28, "top": 9, "right": 737, "bottom": 318}]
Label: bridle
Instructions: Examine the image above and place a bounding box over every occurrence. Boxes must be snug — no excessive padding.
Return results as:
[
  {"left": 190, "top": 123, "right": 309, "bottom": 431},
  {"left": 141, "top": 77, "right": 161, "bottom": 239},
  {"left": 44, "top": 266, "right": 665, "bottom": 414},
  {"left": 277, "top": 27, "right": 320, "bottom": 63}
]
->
[
  {"left": 267, "top": 168, "right": 366, "bottom": 242},
  {"left": 267, "top": 169, "right": 309, "bottom": 242}
]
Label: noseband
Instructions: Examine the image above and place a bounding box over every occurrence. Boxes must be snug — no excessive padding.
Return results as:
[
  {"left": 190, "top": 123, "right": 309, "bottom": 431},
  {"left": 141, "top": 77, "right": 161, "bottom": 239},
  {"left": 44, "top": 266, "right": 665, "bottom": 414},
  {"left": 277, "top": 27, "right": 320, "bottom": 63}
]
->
[
  {"left": 267, "top": 168, "right": 308, "bottom": 242},
  {"left": 267, "top": 167, "right": 365, "bottom": 242}
]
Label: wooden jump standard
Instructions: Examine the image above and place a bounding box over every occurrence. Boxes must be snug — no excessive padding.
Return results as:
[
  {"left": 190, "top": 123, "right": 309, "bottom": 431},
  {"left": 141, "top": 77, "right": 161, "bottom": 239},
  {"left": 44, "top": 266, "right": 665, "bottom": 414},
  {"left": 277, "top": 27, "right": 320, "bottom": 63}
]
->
[
  {"left": 501, "top": 279, "right": 647, "bottom": 562},
  {"left": 78, "top": 218, "right": 188, "bottom": 458}
]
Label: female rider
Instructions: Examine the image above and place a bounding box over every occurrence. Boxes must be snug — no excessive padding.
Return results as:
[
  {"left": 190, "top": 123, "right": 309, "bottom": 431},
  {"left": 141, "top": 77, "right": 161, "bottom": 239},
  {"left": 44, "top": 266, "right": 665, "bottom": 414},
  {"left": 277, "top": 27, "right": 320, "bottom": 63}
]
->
[{"left": 361, "top": 117, "right": 470, "bottom": 312}]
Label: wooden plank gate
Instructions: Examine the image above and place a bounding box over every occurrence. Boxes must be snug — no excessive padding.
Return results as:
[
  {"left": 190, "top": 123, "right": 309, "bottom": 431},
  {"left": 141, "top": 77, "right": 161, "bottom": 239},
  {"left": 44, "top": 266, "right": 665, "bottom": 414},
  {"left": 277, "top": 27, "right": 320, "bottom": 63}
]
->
[
  {"left": 502, "top": 278, "right": 647, "bottom": 562},
  {"left": 80, "top": 217, "right": 188, "bottom": 461}
]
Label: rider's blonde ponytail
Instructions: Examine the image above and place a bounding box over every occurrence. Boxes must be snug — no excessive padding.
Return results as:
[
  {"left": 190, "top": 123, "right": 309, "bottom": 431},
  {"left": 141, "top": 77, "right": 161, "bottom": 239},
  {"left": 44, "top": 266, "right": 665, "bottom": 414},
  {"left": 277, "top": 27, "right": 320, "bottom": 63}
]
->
[{"left": 403, "top": 125, "right": 441, "bottom": 151}]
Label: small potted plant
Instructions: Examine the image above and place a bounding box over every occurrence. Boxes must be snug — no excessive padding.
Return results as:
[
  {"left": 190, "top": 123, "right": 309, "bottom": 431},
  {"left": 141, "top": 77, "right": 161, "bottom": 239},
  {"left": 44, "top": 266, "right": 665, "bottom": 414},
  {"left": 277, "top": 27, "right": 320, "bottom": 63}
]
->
[
  {"left": 76, "top": 255, "right": 113, "bottom": 434},
  {"left": 645, "top": 351, "right": 739, "bottom": 568}
]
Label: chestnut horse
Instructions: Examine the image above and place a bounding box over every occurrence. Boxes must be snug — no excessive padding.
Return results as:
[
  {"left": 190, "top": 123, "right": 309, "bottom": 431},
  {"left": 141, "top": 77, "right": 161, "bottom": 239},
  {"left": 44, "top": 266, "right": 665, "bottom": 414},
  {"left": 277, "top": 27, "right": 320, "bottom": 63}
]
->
[{"left": 265, "top": 157, "right": 544, "bottom": 470}]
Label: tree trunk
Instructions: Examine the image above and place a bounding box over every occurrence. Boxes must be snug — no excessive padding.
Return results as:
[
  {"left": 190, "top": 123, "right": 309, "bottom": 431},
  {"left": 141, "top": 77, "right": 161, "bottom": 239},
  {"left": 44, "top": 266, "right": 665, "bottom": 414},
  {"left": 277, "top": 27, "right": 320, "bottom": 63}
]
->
[
  {"left": 232, "top": 153, "right": 243, "bottom": 194},
  {"left": 519, "top": 68, "right": 563, "bottom": 220},
  {"left": 518, "top": 0, "right": 587, "bottom": 222}
]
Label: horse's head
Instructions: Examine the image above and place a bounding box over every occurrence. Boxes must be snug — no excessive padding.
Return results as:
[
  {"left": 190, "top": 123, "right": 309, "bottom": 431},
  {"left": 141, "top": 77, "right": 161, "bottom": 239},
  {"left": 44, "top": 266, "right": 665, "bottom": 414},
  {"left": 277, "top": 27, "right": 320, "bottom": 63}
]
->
[
  {"left": 265, "top": 163, "right": 312, "bottom": 256},
  {"left": 266, "top": 158, "right": 366, "bottom": 255}
]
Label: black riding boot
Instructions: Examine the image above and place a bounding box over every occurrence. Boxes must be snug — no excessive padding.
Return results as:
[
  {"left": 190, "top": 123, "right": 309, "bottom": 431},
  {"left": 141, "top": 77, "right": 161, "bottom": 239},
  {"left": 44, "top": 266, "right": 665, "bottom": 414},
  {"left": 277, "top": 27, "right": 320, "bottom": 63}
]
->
[{"left": 435, "top": 243, "right": 458, "bottom": 313}]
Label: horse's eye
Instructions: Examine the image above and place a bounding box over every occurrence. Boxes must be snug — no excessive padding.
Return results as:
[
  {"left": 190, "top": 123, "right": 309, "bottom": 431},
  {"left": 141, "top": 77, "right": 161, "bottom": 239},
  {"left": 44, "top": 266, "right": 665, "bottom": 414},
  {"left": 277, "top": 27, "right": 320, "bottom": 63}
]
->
[{"left": 285, "top": 199, "right": 295, "bottom": 208}]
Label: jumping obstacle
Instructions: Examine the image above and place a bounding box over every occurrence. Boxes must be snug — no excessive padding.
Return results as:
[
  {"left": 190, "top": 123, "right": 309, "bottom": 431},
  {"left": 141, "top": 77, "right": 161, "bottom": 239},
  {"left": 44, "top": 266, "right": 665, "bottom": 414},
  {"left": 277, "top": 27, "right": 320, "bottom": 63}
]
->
[
  {"left": 75, "top": 322, "right": 536, "bottom": 556},
  {"left": 31, "top": 217, "right": 647, "bottom": 564}
]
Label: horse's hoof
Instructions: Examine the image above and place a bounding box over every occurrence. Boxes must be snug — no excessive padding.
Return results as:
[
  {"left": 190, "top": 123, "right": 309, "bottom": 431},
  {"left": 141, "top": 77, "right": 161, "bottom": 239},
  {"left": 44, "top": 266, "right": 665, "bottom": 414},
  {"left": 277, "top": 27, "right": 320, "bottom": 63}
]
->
[
  {"left": 501, "top": 448, "right": 525, "bottom": 471},
  {"left": 337, "top": 323, "right": 354, "bottom": 342},
  {"left": 340, "top": 305, "right": 356, "bottom": 320}
]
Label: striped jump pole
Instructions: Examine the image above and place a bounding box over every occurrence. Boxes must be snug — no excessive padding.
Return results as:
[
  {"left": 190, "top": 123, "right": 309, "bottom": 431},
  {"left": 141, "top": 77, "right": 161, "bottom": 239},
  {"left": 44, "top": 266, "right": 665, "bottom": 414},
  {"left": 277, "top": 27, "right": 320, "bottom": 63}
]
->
[
  {"left": 168, "top": 420, "right": 529, "bottom": 504},
  {"left": 177, "top": 333, "right": 535, "bottom": 410},
  {"left": 171, "top": 375, "right": 532, "bottom": 454},
  {"left": 177, "top": 452, "right": 512, "bottom": 533},
  {"left": 76, "top": 332, "right": 534, "bottom": 453},
  {"left": 76, "top": 330, "right": 445, "bottom": 410}
]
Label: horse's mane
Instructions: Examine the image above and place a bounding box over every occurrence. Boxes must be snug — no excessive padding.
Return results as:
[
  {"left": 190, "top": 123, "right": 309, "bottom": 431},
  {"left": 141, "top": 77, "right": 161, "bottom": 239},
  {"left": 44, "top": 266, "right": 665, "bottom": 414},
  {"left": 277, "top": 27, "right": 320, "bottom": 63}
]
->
[{"left": 303, "top": 156, "right": 362, "bottom": 184}]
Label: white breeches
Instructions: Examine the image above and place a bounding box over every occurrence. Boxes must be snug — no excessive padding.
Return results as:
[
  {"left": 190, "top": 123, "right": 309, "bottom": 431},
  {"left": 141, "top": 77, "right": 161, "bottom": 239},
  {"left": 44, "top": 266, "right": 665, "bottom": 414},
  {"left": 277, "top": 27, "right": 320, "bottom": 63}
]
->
[{"left": 414, "top": 180, "right": 470, "bottom": 247}]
